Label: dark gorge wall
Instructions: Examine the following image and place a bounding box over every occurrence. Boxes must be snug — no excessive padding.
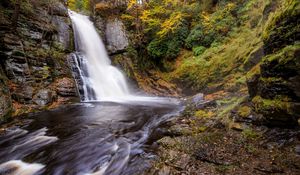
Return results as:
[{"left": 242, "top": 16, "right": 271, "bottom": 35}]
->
[{"left": 0, "top": 0, "right": 78, "bottom": 122}]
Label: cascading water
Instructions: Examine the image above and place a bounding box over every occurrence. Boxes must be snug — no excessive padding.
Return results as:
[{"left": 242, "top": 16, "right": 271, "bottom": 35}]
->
[{"left": 69, "top": 11, "right": 130, "bottom": 101}]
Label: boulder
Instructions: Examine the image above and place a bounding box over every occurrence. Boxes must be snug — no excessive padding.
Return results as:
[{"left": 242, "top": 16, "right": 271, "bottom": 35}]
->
[
  {"left": 12, "top": 86, "right": 34, "bottom": 104},
  {"left": 33, "top": 89, "right": 56, "bottom": 106},
  {"left": 105, "top": 18, "right": 129, "bottom": 54}
]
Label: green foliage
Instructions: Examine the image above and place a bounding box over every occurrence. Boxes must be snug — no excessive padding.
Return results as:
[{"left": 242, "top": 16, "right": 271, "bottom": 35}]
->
[
  {"left": 192, "top": 46, "right": 206, "bottom": 56},
  {"left": 147, "top": 24, "right": 189, "bottom": 59},
  {"left": 68, "top": 0, "right": 90, "bottom": 12},
  {"left": 185, "top": 2, "right": 239, "bottom": 49}
]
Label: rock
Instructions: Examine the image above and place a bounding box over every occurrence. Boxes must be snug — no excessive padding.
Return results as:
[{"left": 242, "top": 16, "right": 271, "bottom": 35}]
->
[
  {"left": 172, "top": 153, "right": 190, "bottom": 169},
  {"left": 230, "top": 123, "right": 246, "bottom": 131},
  {"left": 185, "top": 93, "right": 211, "bottom": 109},
  {"left": 5, "top": 58, "right": 30, "bottom": 83},
  {"left": 12, "top": 86, "right": 34, "bottom": 104},
  {"left": 94, "top": 16, "right": 106, "bottom": 43},
  {"left": 56, "top": 78, "right": 77, "bottom": 97},
  {"left": 192, "top": 93, "right": 204, "bottom": 103},
  {"left": 296, "top": 145, "right": 300, "bottom": 155},
  {"left": 167, "top": 124, "right": 190, "bottom": 136},
  {"left": 19, "top": 28, "right": 43, "bottom": 41},
  {"left": 157, "top": 137, "right": 177, "bottom": 148},
  {"left": 52, "top": 16, "right": 72, "bottom": 51},
  {"left": 51, "top": 2, "right": 68, "bottom": 17},
  {"left": 0, "top": 79, "right": 12, "bottom": 122},
  {"left": 105, "top": 18, "right": 129, "bottom": 54},
  {"left": 247, "top": 74, "right": 260, "bottom": 98},
  {"left": 247, "top": 44, "right": 300, "bottom": 126},
  {"left": 263, "top": 1, "right": 299, "bottom": 55},
  {"left": 157, "top": 166, "right": 171, "bottom": 175},
  {"left": 244, "top": 46, "right": 265, "bottom": 71},
  {"left": 0, "top": 0, "right": 76, "bottom": 120},
  {"left": 33, "top": 89, "right": 56, "bottom": 106}
]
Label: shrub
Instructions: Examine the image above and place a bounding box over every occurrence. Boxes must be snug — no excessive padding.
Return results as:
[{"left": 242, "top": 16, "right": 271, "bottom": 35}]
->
[{"left": 192, "top": 46, "right": 206, "bottom": 56}]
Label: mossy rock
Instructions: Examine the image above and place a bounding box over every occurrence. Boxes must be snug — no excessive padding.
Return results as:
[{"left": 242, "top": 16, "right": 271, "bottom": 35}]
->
[
  {"left": 252, "top": 96, "right": 299, "bottom": 126},
  {"left": 248, "top": 44, "right": 300, "bottom": 100},
  {"left": 263, "top": 0, "right": 300, "bottom": 54},
  {"left": 261, "top": 44, "right": 300, "bottom": 79}
]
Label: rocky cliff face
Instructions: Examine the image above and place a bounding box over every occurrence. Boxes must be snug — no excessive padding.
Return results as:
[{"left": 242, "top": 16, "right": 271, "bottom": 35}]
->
[
  {"left": 0, "top": 0, "right": 78, "bottom": 123},
  {"left": 247, "top": 0, "right": 300, "bottom": 127}
]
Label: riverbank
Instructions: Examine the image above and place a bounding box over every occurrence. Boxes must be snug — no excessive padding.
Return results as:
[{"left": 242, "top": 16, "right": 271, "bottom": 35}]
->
[{"left": 145, "top": 90, "right": 300, "bottom": 174}]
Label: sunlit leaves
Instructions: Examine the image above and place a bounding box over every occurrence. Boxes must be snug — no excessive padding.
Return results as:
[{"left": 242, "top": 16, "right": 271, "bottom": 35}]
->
[{"left": 157, "top": 12, "right": 185, "bottom": 38}]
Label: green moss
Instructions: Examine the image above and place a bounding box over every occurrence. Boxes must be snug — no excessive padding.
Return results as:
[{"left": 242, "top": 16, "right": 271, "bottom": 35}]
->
[
  {"left": 263, "top": 0, "right": 300, "bottom": 53},
  {"left": 263, "top": 43, "right": 300, "bottom": 64},
  {"left": 252, "top": 96, "right": 291, "bottom": 114},
  {"left": 194, "top": 110, "right": 214, "bottom": 118},
  {"left": 242, "top": 128, "right": 260, "bottom": 139},
  {"left": 238, "top": 106, "right": 252, "bottom": 118}
]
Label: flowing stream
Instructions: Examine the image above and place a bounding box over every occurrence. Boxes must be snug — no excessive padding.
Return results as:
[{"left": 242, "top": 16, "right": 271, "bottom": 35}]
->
[{"left": 0, "top": 11, "right": 183, "bottom": 175}]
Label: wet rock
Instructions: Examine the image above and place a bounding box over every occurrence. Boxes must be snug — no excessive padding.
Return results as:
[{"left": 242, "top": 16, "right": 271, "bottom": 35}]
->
[
  {"left": 184, "top": 93, "right": 215, "bottom": 110},
  {"left": 56, "top": 78, "right": 77, "bottom": 97},
  {"left": 105, "top": 18, "right": 129, "bottom": 54},
  {"left": 192, "top": 93, "right": 204, "bottom": 104},
  {"left": 33, "top": 89, "right": 56, "bottom": 106}
]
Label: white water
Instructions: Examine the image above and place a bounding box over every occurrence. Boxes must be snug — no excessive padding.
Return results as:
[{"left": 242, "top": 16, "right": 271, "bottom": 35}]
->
[
  {"left": 0, "top": 160, "right": 45, "bottom": 175},
  {"left": 69, "top": 11, "right": 130, "bottom": 101}
]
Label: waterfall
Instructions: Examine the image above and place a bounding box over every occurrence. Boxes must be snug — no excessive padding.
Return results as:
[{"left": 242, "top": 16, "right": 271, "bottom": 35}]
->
[{"left": 69, "top": 11, "right": 130, "bottom": 101}]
